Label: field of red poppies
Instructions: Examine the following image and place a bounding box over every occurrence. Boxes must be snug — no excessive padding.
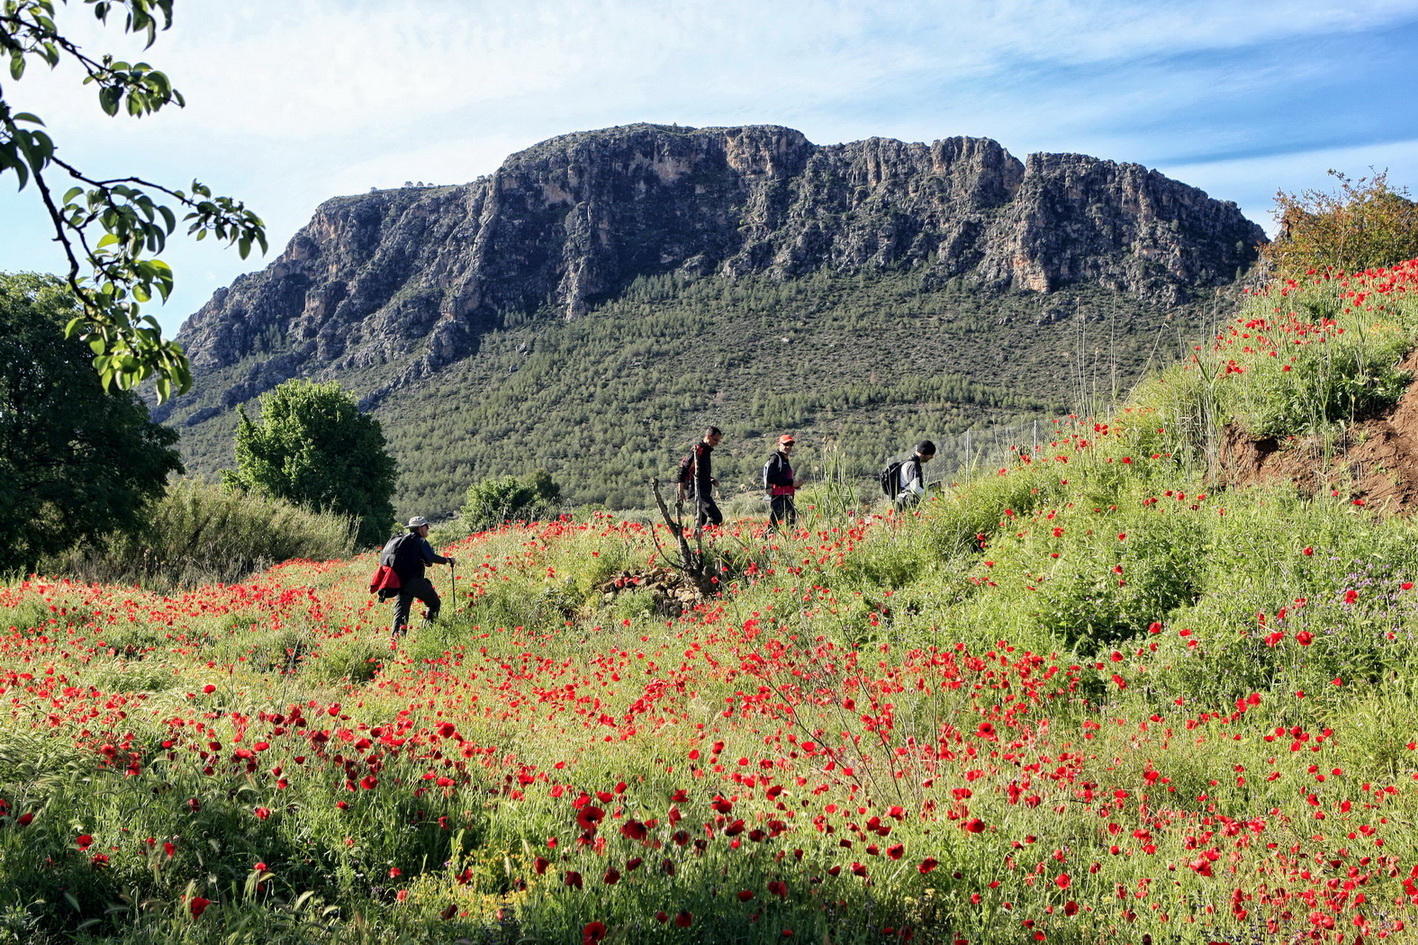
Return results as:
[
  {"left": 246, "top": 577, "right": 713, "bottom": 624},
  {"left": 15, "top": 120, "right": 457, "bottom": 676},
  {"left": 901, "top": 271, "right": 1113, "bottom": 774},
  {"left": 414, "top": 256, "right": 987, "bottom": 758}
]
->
[{"left": 5, "top": 262, "right": 1418, "bottom": 945}]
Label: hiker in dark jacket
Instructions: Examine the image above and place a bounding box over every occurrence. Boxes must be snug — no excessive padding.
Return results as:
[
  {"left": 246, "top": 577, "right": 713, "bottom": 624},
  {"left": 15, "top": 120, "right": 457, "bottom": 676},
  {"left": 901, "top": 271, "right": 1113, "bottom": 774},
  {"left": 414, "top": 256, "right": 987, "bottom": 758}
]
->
[
  {"left": 381, "top": 515, "right": 456, "bottom": 636},
  {"left": 763, "top": 433, "right": 804, "bottom": 533},
  {"left": 677, "top": 426, "right": 723, "bottom": 532},
  {"left": 895, "top": 441, "right": 936, "bottom": 509}
]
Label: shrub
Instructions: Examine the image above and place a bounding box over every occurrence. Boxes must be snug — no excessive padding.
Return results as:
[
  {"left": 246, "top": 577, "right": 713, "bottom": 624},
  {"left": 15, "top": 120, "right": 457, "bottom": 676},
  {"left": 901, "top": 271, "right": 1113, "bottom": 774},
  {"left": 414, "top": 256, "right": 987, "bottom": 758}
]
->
[
  {"left": 1265, "top": 169, "right": 1418, "bottom": 277},
  {"left": 55, "top": 479, "right": 355, "bottom": 589},
  {"left": 460, "top": 469, "right": 561, "bottom": 533},
  {"left": 223, "top": 379, "right": 397, "bottom": 547}
]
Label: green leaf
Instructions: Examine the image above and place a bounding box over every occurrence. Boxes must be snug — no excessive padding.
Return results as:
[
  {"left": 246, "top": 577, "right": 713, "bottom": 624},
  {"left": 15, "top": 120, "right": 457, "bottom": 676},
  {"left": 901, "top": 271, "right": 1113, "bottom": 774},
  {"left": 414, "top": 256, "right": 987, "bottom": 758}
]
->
[
  {"left": 99, "top": 85, "right": 122, "bottom": 116},
  {"left": 6, "top": 156, "right": 30, "bottom": 192}
]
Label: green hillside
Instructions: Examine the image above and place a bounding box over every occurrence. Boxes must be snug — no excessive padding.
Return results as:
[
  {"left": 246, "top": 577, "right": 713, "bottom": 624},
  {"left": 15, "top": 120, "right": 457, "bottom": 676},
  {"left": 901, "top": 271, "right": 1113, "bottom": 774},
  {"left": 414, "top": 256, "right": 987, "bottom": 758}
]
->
[{"left": 173, "top": 269, "right": 1225, "bottom": 519}]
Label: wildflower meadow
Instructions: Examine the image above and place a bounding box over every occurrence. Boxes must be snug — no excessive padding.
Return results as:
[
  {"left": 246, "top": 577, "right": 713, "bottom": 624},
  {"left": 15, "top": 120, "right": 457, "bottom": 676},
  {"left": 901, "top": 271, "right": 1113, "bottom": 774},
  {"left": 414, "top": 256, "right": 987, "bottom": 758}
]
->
[{"left": 6, "top": 261, "right": 1418, "bottom": 944}]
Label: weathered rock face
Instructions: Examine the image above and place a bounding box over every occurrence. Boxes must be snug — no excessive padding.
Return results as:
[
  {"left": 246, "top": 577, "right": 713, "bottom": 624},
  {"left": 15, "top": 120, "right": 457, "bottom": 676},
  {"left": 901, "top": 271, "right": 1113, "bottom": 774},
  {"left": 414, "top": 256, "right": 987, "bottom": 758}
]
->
[{"left": 174, "top": 123, "right": 1264, "bottom": 400}]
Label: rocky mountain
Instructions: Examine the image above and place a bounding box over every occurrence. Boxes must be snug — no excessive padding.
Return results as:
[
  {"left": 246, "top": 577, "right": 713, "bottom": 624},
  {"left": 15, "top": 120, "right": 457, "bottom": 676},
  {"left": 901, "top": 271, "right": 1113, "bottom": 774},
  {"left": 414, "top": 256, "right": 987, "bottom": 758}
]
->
[{"left": 159, "top": 123, "right": 1266, "bottom": 518}]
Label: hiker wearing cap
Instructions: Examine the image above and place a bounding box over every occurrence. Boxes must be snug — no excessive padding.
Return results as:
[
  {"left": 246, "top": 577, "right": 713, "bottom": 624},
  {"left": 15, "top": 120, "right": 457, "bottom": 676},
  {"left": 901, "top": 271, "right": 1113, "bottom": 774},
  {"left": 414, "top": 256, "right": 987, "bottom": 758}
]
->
[
  {"left": 676, "top": 426, "right": 723, "bottom": 532},
  {"left": 895, "top": 441, "right": 937, "bottom": 509},
  {"left": 763, "top": 434, "right": 805, "bottom": 533},
  {"left": 381, "top": 516, "right": 456, "bottom": 636}
]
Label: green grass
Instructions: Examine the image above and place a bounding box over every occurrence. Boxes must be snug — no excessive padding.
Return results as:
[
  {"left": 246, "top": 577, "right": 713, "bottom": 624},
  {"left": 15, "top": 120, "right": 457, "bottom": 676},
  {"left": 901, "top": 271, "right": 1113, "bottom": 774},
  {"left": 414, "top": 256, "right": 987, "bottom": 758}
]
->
[{"left": 3, "top": 260, "right": 1418, "bottom": 943}]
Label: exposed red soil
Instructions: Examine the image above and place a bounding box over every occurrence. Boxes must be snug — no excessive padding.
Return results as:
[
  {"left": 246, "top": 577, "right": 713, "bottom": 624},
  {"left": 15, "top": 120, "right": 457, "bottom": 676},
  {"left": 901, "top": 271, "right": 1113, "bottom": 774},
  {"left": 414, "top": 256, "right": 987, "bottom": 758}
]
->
[{"left": 1222, "top": 348, "right": 1418, "bottom": 514}]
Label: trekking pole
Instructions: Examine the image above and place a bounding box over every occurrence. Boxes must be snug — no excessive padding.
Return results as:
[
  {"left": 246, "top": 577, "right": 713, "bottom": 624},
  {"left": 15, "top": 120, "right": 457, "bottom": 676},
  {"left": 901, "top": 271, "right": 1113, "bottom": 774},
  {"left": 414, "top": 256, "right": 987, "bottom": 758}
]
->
[{"left": 449, "top": 562, "right": 457, "bottom": 615}]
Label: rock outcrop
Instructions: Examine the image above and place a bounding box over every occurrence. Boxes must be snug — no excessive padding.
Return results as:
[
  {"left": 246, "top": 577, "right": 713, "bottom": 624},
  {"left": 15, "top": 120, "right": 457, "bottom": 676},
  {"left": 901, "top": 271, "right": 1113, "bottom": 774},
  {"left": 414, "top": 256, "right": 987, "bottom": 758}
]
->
[{"left": 172, "top": 123, "right": 1264, "bottom": 406}]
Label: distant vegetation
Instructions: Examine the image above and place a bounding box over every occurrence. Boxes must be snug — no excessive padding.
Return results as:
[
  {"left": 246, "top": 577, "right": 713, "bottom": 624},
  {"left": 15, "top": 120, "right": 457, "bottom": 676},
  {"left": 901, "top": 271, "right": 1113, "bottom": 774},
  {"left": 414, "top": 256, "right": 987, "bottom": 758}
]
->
[
  {"left": 55, "top": 479, "right": 355, "bottom": 590},
  {"left": 459, "top": 469, "right": 563, "bottom": 534},
  {"left": 263, "top": 268, "right": 1214, "bottom": 519}
]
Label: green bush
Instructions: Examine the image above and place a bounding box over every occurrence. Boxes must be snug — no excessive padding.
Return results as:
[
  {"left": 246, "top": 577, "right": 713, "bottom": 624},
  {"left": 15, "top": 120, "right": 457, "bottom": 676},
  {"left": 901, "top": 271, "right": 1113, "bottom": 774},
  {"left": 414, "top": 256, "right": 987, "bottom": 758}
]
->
[
  {"left": 460, "top": 469, "right": 561, "bottom": 533},
  {"left": 54, "top": 479, "right": 355, "bottom": 589},
  {"left": 223, "top": 379, "right": 397, "bottom": 547}
]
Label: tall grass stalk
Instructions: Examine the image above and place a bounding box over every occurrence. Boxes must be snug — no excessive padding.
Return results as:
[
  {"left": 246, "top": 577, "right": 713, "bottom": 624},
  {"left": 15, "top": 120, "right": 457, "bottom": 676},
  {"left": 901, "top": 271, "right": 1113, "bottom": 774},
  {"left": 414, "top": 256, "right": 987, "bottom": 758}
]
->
[{"left": 53, "top": 479, "right": 355, "bottom": 590}]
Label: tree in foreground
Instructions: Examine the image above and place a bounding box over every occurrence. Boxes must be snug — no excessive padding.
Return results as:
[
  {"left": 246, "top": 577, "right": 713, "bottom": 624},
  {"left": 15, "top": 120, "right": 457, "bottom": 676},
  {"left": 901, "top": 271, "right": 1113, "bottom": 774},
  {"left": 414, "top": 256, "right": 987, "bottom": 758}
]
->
[
  {"left": 1266, "top": 169, "right": 1418, "bottom": 277},
  {"left": 0, "top": 0, "right": 266, "bottom": 400},
  {"left": 223, "top": 379, "right": 397, "bottom": 548},
  {"left": 0, "top": 271, "right": 182, "bottom": 570}
]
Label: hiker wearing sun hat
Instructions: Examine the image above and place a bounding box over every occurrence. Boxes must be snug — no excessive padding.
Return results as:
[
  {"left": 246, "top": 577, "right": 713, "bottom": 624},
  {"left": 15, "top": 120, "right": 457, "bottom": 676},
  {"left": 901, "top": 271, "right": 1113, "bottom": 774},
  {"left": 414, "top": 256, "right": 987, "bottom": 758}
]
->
[
  {"left": 762, "top": 434, "right": 805, "bottom": 533},
  {"left": 380, "top": 515, "right": 456, "bottom": 637}
]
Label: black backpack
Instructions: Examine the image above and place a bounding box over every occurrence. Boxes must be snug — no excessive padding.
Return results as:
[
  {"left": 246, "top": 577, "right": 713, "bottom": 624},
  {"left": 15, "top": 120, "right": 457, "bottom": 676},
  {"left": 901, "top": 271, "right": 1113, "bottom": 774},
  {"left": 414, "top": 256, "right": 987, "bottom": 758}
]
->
[
  {"left": 380, "top": 533, "right": 423, "bottom": 579},
  {"left": 879, "top": 460, "right": 905, "bottom": 498}
]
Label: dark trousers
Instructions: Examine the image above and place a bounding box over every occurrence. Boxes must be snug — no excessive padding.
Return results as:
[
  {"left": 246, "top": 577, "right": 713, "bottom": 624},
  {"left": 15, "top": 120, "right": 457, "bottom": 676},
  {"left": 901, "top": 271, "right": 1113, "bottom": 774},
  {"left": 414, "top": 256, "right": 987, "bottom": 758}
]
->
[
  {"left": 768, "top": 495, "right": 796, "bottom": 532},
  {"left": 392, "top": 576, "right": 440, "bottom": 635},
  {"left": 694, "top": 494, "right": 723, "bottom": 530}
]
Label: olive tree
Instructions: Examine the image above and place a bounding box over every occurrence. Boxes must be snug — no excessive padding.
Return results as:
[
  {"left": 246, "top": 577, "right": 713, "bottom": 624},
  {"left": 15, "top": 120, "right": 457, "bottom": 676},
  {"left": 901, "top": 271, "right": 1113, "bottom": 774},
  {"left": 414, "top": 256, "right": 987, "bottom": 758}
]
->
[{"left": 223, "top": 379, "right": 397, "bottom": 548}]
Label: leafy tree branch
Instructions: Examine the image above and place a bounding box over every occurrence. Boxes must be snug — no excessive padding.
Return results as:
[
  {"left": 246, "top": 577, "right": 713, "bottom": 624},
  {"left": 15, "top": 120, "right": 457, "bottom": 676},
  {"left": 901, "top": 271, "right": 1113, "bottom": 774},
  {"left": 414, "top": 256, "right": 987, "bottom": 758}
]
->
[{"left": 0, "top": 0, "right": 266, "bottom": 401}]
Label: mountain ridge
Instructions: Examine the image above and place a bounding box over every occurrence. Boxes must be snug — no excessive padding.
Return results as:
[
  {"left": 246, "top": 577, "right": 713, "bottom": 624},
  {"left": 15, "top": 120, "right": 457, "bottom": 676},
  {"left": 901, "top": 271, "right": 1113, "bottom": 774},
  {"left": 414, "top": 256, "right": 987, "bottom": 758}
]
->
[{"left": 157, "top": 123, "right": 1267, "bottom": 517}]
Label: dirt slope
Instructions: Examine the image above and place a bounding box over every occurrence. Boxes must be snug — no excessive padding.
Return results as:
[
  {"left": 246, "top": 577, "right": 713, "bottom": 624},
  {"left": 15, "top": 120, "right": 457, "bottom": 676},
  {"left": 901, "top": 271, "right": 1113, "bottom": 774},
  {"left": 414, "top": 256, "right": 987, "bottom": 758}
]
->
[{"left": 1223, "top": 348, "right": 1418, "bottom": 514}]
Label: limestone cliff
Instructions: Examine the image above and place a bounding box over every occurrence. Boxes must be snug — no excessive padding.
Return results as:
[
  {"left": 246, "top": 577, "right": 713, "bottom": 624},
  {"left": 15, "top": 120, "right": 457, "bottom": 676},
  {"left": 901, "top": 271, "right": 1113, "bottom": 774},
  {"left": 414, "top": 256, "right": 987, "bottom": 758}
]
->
[{"left": 171, "top": 123, "right": 1264, "bottom": 408}]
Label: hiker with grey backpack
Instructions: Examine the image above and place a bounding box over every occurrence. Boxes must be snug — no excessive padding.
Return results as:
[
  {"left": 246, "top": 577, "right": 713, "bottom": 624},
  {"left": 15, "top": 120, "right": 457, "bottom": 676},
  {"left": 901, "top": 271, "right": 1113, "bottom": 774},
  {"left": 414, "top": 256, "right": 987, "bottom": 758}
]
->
[{"left": 880, "top": 440, "right": 936, "bottom": 510}]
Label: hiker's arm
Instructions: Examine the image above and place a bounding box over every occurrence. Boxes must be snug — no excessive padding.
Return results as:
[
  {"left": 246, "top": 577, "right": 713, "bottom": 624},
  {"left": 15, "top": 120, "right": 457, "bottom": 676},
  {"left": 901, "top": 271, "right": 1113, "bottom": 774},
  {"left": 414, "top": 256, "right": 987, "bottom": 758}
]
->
[{"left": 422, "top": 539, "right": 455, "bottom": 567}]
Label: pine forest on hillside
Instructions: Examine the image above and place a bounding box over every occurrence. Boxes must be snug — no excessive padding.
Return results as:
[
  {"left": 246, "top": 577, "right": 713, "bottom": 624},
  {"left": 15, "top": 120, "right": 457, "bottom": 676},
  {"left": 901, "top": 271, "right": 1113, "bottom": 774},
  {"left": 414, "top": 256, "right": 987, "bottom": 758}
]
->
[{"left": 171, "top": 269, "right": 1225, "bottom": 519}]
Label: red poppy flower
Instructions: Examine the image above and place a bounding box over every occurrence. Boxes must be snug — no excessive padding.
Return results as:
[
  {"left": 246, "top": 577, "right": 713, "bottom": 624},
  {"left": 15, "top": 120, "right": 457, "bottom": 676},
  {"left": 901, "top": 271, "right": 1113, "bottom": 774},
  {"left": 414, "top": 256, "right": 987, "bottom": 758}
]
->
[
  {"left": 576, "top": 806, "right": 605, "bottom": 831},
  {"left": 582, "top": 921, "right": 607, "bottom": 943},
  {"left": 919, "top": 858, "right": 939, "bottom": 874},
  {"left": 674, "top": 911, "right": 693, "bottom": 928},
  {"left": 76, "top": 834, "right": 94, "bottom": 850},
  {"left": 188, "top": 896, "right": 213, "bottom": 919}
]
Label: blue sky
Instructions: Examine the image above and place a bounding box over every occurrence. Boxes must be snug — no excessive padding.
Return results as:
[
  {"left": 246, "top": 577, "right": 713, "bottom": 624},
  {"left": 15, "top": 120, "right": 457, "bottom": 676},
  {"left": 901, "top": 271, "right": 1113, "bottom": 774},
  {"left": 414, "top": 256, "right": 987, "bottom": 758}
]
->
[{"left": 3, "top": 0, "right": 1418, "bottom": 333}]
